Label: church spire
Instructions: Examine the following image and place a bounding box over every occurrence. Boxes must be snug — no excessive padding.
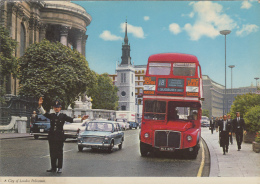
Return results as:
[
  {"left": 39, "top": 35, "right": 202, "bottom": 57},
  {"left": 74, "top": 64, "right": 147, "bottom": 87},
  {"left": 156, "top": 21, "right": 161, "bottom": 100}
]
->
[{"left": 124, "top": 19, "right": 128, "bottom": 45}]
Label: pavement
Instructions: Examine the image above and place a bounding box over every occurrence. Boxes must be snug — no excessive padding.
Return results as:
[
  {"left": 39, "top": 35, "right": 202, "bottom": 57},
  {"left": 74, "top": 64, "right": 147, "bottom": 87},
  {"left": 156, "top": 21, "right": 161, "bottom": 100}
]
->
[
  {"left": 201, "top": 127, "right": 260, "bottom": 177},
  {"left": 0, "top": 129, "right": 259, "bottom": 178}
]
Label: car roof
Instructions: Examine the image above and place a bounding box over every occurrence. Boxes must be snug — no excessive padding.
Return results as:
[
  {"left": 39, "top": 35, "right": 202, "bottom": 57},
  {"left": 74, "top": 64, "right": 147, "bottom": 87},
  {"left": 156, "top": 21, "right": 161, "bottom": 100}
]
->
[{"left": 88, "top": 120, "right": 118, "bottom": 124}]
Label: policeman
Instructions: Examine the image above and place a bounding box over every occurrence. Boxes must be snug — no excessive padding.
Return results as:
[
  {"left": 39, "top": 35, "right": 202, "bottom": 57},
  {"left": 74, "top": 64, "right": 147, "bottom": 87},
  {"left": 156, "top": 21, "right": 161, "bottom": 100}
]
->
[{"left": 38, "top": 97, "right": 88, "bottom": 173}]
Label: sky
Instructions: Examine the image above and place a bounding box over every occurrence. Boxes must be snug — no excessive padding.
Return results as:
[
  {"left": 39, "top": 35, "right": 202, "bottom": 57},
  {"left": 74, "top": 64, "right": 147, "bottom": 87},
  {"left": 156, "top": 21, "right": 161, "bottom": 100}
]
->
[{"left": 73, "top": 0, "right": 260, "bottom": 88}]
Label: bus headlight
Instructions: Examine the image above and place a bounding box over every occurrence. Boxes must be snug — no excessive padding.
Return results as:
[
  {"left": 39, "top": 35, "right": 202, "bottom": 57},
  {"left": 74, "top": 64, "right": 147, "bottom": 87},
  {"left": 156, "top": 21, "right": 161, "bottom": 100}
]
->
[
  {"left": 144, "top": 133, "right": 149, "bottom": 138},
  {"left": 187, "top": 135, "right": 192, "bottom": 141}
]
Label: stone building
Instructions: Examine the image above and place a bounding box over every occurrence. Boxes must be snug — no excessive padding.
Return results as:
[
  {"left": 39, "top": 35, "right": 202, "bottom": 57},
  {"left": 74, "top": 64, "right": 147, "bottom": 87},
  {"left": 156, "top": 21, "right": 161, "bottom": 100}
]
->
[
  {"left": 202, "top": 75, "right": 258, "bottom": 118},
  {"left": 0, "top": 1, "right": 91, "bottom": 96}
]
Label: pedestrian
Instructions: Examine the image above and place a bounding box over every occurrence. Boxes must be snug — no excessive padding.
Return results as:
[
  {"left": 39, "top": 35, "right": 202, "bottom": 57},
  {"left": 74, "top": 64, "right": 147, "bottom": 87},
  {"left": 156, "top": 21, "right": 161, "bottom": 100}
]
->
[
  {"left": 38, "top": 97, "right": 88, "bottom": 173},
  {"left": 210, "top": 116, "right": 215, "bottom": 134},
  {"left": 232, "top": 112, "right": 247, "bottom": 151},
  {"left": 216, "top": 115, "right": 232, "bottom": 155},
  {"left": 227, "top": 114, "right": 233, "bottom": 144},
  {"left": 30, "top": 111, "right": 38, "bottom": 133}
]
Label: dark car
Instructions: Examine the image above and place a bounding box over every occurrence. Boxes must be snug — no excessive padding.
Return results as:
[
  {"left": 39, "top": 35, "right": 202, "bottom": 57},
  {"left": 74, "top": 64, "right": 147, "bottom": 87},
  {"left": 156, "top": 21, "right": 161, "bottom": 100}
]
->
[
  {"left": 31, "top": 115, "right": 50, "bottom": 139},
  {"left": 77, "top": 120, "right": 124, "bottom": 152}
]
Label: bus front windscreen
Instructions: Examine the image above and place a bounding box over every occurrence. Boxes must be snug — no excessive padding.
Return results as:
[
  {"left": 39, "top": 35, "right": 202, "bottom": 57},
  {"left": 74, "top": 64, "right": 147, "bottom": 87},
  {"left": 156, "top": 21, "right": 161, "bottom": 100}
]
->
[{"left": 144, "top": 100, "right": 166, "bottom": 120}]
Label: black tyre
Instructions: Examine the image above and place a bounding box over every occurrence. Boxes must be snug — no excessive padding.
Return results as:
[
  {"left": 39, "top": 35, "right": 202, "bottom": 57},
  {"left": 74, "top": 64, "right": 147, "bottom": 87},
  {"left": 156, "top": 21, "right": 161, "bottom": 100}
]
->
[
  {"left": 118, "top": 141, "right": 123, "bottom": 149},
  {"left": 78, "top": 146, "right": 83, "bottom": 152},
  {"left": 34, "top": 135, "right": 39, "bottom": 139},
  {"left": 108, "top": 140, "right": 114, "bottom": 153},
  {"left": 140, "top": 142, "right": 150, "bottom": 157},
  {"left": 185, "top": 144, "right": 199, "bottom": 159}
]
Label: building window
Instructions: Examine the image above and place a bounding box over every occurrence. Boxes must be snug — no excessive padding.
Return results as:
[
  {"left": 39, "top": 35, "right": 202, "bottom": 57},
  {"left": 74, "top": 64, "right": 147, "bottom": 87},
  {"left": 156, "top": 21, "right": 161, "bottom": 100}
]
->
[
  {"left": 135, "top": 76, "right": 138, "bottom": 81},
  {"left": 135, "top": 89, "right": 138, "bottom": 93},
  {"left": 121, "top": 91, "right": 126, "bottom": 97},
  {"left": 121, "top": 73, "right": 126, "bottom": 83},
  {"left": 20, "top": 23, "right": 26, "bottom": 56},
  {"left": 121, "top": 106, "right": 126, "bottom": 110},
  {"left": 140, "top": 76, "right": 143, "bottom": 80},
  {"left": 135, "top": 82, "right": 138, "bottom": 86},
  {"left": 140, "top": 82, "right": 143, "bottom": 86},
  {"left": 140, "top": 88, "right": 143, "bottom": 93}
]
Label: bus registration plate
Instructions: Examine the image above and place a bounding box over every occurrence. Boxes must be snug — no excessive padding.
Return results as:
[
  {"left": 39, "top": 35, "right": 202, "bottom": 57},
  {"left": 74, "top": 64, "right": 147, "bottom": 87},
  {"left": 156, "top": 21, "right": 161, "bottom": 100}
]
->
[{"left": 160, "top": 147, "right": 175, "bottom": 152}]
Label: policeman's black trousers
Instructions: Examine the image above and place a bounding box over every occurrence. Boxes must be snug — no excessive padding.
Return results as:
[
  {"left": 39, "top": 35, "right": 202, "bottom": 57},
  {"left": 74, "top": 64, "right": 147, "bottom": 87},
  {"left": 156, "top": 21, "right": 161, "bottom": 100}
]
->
[{"left": 48, "top": 140, "right": 64, "bottom": 169}]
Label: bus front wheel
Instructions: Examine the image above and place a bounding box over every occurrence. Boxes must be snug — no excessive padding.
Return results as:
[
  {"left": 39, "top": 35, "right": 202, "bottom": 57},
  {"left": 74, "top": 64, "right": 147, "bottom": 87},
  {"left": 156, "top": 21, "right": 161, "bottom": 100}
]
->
[{"left": 140, "top": 142, "right": 150, "bottom": 157}]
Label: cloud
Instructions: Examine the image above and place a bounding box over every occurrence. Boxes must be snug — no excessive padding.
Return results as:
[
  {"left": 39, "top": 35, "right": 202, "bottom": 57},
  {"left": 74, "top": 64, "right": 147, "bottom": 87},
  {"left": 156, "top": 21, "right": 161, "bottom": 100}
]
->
[
  {"left": 144, "top": 16, "right": 150, "bottom": 21},
  {"left": 169, "top": 23, "right": 181, "bottom": 35},
  {"left": 99, "top": 30, "right": 123, "bottom": 41},
  {"left": 236, "top": 24, "right": 259, "bottom": 36},
  {"left": 120, "top": 22, "right": 145, "bottom": 39},
  {"left": 183, "top": 1, "right": 237, "bottom": 41},
  {"left": 241, "top": 1, "right": 252, "bottom": 9}
]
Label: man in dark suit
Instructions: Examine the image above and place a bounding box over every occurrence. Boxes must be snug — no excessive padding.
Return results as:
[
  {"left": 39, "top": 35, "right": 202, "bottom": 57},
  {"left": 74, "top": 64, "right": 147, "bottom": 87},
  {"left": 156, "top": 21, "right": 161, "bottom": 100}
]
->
[
  {"left": 232, "top": 112, "right": 247, "bottom": 151},
  {"left": 227, "top": 114, "right": 233, "bottom": 144},
  {"left": 210, "top": 116, "right": 215, "bottom": 134},
  {"left": 216, "top": 115, "right": 232, "bottom": 155},
  {"left": 38, "top": 97, "right": 88, "bottom": 173}
]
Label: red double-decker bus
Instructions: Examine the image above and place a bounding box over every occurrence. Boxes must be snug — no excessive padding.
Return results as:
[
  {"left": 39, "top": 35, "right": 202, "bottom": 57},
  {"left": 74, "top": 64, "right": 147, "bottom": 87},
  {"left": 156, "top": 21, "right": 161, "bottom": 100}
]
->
[{"left": 140, "top": 53, "right": 203, "bottom": 159}]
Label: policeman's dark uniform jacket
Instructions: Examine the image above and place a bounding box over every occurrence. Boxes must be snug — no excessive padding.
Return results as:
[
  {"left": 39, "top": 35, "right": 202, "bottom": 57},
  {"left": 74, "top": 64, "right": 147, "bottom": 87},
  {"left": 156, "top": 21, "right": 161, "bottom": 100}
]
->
[
  {"left": 232, "top": 116, "right": 246, "bottom": 150},
  {"left": 38, "top": 101, "right": 76, "bottom": 172},
  {"left": 218, "top": 119, "right": 232, "bottom": 154}
]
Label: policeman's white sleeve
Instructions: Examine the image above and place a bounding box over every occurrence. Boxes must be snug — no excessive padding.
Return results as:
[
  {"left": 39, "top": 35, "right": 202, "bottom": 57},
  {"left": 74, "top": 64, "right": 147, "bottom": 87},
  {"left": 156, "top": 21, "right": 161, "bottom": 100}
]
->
[{"left": 37, "top": 106, "right": 46, "bottom": 114}]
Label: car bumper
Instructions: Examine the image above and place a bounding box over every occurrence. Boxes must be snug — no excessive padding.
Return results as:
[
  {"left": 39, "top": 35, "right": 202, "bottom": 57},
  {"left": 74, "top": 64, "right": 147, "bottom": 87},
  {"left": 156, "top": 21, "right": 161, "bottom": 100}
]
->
[
  {"left": 64, "top": 132, "right": 78, "bottom": 138},
  {"left": 31, "top": 133, "right": 48, "bottom": 136},
  {"left": 78, "top": 142, "right": 111, "bottom": 148}
]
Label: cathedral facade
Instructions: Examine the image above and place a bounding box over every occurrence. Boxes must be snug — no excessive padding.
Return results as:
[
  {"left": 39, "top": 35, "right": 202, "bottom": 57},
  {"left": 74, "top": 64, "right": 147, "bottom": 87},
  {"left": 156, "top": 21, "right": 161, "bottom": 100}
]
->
[{"left": 0, "top": 1, "right": 91, "bottom": 96}]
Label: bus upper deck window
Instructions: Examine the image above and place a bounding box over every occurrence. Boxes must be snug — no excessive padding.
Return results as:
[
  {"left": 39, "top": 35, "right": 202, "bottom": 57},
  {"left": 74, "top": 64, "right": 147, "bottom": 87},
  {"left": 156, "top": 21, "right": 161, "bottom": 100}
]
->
[
  {"left": 173, "top": 63, "right": 196, "bottom": 76},
  {"left": 149, "top": 63, "right": 171, "bottom": 75}
]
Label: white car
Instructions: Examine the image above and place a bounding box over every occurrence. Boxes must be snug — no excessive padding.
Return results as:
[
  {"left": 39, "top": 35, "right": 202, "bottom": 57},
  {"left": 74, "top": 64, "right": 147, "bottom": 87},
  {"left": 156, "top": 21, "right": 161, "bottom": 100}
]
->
[
  {"left": 201, "top": 116, "right": 210, "bottom": 127},
  {"left": 116, "top": 119, "right": 129, "bottom": 130},
  {"left": 63, "top": 118, "right": 89, "bottom": 139}
]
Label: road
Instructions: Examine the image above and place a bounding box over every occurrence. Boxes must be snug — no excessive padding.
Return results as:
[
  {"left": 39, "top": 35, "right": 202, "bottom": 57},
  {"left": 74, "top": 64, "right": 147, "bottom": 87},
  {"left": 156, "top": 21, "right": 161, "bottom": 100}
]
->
[{"left": 0, "top": 129, "right": 210, "bottom": 177}]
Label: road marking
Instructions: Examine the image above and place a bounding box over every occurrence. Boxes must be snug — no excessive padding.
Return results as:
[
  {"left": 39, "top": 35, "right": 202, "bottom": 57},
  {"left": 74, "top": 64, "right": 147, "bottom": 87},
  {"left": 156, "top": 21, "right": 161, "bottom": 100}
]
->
[
  {"left": 40, "top": 149, "right": 75, "bottom": 158},
  {"left": 197, "top": 141, "right": 205, "bottom": 177}
]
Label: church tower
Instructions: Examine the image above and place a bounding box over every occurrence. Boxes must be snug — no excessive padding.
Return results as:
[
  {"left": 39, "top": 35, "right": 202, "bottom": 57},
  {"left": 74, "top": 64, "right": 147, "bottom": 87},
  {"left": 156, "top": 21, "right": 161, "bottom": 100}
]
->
[{"left": 116, "top": 20, "right": 135, "bottom": 112}]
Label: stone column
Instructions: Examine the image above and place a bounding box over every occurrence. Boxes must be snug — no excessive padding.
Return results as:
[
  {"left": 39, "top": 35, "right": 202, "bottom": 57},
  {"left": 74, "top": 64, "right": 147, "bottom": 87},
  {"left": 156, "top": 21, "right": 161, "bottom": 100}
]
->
[
  {"left": 29, "top": 16, "right": 35, "bottom": 44},
  {"left": 60, "top": 26, "right": 70, "bottom": 46},
  {"left": 39, "top": 23, "right": 47, "bottom": 42},
  {"left": 75, "top": 30, "right": 84, "bottom": 54},
  {"left": 82, "top": 34, "right": 88, "bottom": 56}
]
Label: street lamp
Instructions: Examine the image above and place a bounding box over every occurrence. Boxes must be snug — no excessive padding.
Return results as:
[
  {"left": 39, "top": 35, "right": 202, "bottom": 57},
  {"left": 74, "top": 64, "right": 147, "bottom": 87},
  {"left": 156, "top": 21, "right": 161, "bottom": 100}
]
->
[
  {"left": 228, "top": 65, "right": 235, "bottom": 112},
  {"left": 220, "top": 30, "right": 231, "bottom": 115},
  {"left": 254, "top": 77, "right": 259, "bottom": 88}
]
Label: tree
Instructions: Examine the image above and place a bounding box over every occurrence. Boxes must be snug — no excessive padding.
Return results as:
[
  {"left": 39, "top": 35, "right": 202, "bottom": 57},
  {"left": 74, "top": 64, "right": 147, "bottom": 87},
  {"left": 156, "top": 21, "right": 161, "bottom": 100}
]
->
[
  {"left": 244, "top": 105, "right": 260, "bottom": 133},
  {"left": 87, "top": 73, "right": 118, "bottom": 110},
  {"left": 18, "top": 39, "right": 95, "bottom": 111},
  {"left": 230, "top": 93, "right": 260, "bottom": 118},
  {"left": 202, "top": 109, "right": 210, "bottom": 118},
  {"left": 0, "top": 25, "right": 18, "bottom": 103}
]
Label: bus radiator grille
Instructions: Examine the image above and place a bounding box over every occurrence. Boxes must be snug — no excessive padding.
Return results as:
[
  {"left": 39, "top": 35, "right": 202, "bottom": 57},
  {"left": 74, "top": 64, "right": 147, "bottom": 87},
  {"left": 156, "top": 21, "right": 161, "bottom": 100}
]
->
[{"left": 154, "top": 131, "right": 180, "bottom": 148}]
